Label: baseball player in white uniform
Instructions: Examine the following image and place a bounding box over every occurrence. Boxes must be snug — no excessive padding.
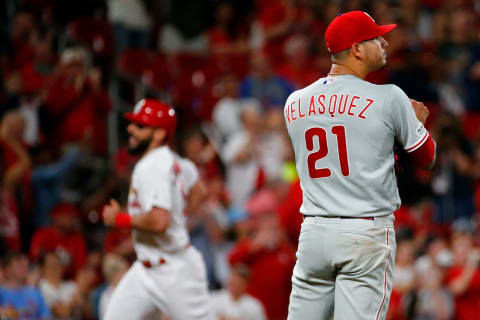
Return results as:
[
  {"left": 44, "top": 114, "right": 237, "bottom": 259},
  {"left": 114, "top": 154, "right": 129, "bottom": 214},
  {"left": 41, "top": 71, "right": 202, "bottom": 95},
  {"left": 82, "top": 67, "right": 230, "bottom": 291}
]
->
[
  {"left": 285, "top": 12, "right": 436, "bottom": 320},
  {"left": 102, "top": 99, "right": 212, "bottom": 320}
]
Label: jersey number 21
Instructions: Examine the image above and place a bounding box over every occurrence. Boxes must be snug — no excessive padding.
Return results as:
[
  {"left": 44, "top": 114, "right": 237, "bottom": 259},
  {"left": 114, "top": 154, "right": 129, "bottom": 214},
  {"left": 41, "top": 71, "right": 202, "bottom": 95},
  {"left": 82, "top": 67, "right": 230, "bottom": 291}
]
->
[{"left": 305, "top": 125, "right": 350, "bottom": 178}]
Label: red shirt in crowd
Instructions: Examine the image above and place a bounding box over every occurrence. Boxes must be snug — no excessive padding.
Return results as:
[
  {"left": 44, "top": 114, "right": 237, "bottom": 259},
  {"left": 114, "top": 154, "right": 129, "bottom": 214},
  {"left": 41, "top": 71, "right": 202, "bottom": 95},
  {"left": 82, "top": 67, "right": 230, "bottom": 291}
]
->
[
  {"left": 44, "top": 76, "right": 111, "bottom": 154},
  {"left": 208, "top": 27, "right": 231, "bottom": 50},
  {"left": 0, "top": 190, "right": 21, "bottom": 251},
  {"left": 256, "top": 0, "right": 292, "bottom": 66},
  {"left": 276, "top": 63, "right": 320, "bottom": 89},
  {"left": 21, "top": 61, "right": 53, "bottom": 94},
  {"left": 30, "top": 226, "right": 87, "bottom": 278},
  {"left": 0, "top": 140, "right": 33, "bottom": 215},
  {"left": 444, "top": 266, "right": 480, "bottom": 320},
  {"left": 229, "top": 239, "right": 296, "bottom": 320},
  {"left": 276, "top": 180, "right": 303, "bottom": 246}
]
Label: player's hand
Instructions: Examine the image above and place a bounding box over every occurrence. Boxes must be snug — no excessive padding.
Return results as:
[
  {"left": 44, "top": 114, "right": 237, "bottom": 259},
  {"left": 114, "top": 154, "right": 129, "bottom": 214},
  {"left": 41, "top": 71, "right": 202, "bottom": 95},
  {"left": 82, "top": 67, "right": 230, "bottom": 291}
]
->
[
  {"left": 410, "top": 99, "right": 429, "bottom": 124},
  {"left": 103, "top": 199, "right": 121, "bottom": 227}
]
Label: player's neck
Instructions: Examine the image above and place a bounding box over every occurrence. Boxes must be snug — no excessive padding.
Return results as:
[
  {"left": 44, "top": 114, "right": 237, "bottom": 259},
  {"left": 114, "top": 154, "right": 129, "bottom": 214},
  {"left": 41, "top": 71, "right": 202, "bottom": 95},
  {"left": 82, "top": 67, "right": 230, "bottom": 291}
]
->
[
  {"left": 328, "top": 63, "right": 368, "bottom": 79},
  {"left": 142, "top": 143, "right": 168, "bottom": 158}
]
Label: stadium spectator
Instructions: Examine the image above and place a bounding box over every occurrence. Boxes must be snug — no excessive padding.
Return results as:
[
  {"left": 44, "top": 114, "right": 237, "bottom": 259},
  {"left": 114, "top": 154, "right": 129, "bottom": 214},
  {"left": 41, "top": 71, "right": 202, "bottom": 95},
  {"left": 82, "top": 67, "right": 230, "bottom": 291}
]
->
[
  {"left": 210, "top": 264, "right": 266, "bottom": 320},
  {"left": 158, "top": 0, "right": 212, "bottom": 54},
  {"left": 229, "top": 211, "right": 295, "bottom": 320},
  {"left": 38, "top": 251, "right": 86, "bottom": 319},
  {"left": 31, "top": 145, "right": 80, "bottom": 227},
  {"left": 107, "top": 0, "right": 152, "bottom": 54},
  {"left": 276, "top": 180, "right": 302, "bottom": 246},
  {"left": 207, "top": 1, "right": 249, "bottom": 56},
  {"left": 250, "top": 0, "right": 294, "bottom": 65},
  {"left": 42, "top": 47, "right": 111, "bottom": 155},
  {"left": 240, "top": 51, "right": 294, "bottom": 110},
  {"left": 222, "top": 103, "right": 264, "bottom": 207},
  {"left": 30, "top": 203, "right": 87, "bottom": 278},
  {"left": 445, "top": 227, "right": 480, "bottom": 320},
  {"left": 0, "top": 252, "right": 50, "bottom": 319},
  {"left": 275, "top": 35, "right": 320, "bottom": 89},
  {"left": 412, "top": 264, "right": 454, "bottom": 320},
  {"left": 98, "top": 254, "right": 128, "bottom": 320},
  {"left": 0, "top": 112, "right": 30, "bottom": 252},
  {"left": 432, "top": 115, "right": 476, "bottom": 223},
  {"left": 212, "top": 74, "right": 251, "bottom": 144}
]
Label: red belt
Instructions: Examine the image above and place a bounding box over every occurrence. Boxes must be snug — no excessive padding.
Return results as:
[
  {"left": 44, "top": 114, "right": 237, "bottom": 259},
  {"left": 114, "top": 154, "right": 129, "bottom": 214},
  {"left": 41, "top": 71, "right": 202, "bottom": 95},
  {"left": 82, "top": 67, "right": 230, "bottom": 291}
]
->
[
  {"left": 340, "top": 216, "right": 374, "bottom": 221},
  {"left": 303, "top": 215, "right": 374, "bottom": 221},
  {"left": 140, "top": 244, "right": 191, "bottom": 269}
]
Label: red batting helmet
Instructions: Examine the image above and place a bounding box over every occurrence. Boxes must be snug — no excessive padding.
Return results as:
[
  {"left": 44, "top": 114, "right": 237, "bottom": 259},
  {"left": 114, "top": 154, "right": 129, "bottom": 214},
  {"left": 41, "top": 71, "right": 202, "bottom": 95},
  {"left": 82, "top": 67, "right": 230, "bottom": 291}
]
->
[{"left": 124, "top": 99, "right": 177, "bottom": 138}]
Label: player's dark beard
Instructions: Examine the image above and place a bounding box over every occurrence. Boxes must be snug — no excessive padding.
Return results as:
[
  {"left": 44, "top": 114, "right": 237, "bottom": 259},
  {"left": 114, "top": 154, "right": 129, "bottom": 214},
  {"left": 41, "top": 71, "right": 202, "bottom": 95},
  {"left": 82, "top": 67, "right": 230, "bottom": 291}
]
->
[{"left": 128, "top": 136, "right": 153, "bottom": 155}]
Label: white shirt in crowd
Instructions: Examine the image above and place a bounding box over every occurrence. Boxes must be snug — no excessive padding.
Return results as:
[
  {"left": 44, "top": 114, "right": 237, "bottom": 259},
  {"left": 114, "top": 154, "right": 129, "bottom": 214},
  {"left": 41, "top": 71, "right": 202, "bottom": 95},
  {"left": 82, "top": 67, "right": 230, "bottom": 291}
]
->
[
  {"left": 210, "top": 289, "right": 266, "bottom": 320},
  {"left": 223, "top": 131, "right": 260, "bottom": 207},
  {"left": 107, "top": 0, "right": 152, "bottom": 29},
  {"left": 213, "top": 97, "right": 244, "bottom": 143},
  {"left": 39, "top": 279, "right": 77, "bottom": 308}
]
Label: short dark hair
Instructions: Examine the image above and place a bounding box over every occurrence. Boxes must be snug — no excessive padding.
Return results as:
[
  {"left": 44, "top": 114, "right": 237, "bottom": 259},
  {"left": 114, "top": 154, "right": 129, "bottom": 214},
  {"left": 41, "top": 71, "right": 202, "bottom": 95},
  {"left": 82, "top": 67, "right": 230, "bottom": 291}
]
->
[
  {"left": 1, "top": 252, "right": 26, "bottom": 267},
  {"left": 331, "top": 49, "right": 350, "bottom": 63}
]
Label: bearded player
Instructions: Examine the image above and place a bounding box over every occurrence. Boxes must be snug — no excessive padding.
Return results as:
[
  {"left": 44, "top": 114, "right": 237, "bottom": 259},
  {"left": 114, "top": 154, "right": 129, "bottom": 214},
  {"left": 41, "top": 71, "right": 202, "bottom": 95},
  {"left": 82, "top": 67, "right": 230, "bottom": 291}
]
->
[
  {"left": 103, "top": 99, "right": 212, "bottom": 320},
  {"left": 285, "top": 12, "right": 436, "bottom": 320}
]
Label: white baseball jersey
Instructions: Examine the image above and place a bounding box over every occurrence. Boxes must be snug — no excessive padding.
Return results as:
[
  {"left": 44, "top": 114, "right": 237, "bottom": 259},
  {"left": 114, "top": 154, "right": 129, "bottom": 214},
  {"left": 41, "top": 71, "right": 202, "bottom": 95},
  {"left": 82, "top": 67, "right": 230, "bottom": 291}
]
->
[
  {"left": 284, "top": 74, "right": 429, "bottom": 217},
  {"left": 127, "top": 146, "right": 198, "bottom": 261}
]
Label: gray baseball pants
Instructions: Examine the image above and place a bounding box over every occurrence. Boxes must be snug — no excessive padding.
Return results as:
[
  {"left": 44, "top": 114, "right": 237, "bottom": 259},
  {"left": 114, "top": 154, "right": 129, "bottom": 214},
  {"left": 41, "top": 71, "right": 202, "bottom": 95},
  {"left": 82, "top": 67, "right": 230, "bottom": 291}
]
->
[{"left": 288, "top": 214, "right": 396, "bottom": 320}]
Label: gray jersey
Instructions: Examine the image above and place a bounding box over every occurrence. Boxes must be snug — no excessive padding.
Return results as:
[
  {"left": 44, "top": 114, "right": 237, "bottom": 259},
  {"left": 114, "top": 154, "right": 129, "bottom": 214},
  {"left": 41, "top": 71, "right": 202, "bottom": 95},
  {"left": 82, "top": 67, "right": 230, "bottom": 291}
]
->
[{"left": 284, "top": 75, "right": 429, "bottom": 217}]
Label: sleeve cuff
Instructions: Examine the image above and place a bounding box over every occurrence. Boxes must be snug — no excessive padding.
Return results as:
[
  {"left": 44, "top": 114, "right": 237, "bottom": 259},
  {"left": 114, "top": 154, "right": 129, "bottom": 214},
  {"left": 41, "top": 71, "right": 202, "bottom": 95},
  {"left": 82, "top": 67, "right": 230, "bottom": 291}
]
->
[{"left": 405, "top": 131, "right": 429, "bottom": 153}]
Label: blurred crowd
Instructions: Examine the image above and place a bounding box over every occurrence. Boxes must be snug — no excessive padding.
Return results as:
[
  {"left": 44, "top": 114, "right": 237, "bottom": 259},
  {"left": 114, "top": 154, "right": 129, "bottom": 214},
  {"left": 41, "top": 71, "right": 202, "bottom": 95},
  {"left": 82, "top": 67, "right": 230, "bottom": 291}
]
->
[{"left": 0, "top": 0, "right": 480, "bottom": 319}]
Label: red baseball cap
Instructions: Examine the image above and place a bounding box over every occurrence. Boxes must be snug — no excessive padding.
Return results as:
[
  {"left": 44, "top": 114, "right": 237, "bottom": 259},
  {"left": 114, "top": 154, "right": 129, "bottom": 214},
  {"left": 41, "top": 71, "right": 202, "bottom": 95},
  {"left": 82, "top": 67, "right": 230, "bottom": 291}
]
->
[
  {"left": 325, "top": 11, "right": 397, "bottom": 54},
  {"left": 124, "top": 99, "right": 177, "bottom": 138}
]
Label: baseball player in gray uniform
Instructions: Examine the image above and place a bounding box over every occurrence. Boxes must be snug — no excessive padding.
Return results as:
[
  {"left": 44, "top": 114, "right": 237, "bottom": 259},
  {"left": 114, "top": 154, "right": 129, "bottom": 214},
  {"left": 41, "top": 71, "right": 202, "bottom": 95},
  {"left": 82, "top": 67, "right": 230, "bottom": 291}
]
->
[
  {"left": 284, "top": 11, "right": 436, "bottom": 320},
  {"left": 102, "top": 99, "right": 212, "bottom": 320}
]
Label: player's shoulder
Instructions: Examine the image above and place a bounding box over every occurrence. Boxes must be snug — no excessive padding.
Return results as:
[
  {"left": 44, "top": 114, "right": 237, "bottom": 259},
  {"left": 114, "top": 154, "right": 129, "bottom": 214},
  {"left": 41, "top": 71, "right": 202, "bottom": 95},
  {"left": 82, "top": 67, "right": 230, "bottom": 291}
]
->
[
  {"left": 137, "top": 146, "right": 174, "bottom": 173},
  {"left": 356, "top": 81, "right": 408, "bottom": 107},
  {"left": 174, "top": 154, "right": 198, "bottom": 175},
  {"left": 373, "top": 83, "right": 407, "bottom": 99},
  {"left": 353, "top": 78, "right": 395, "bottom": 92}
]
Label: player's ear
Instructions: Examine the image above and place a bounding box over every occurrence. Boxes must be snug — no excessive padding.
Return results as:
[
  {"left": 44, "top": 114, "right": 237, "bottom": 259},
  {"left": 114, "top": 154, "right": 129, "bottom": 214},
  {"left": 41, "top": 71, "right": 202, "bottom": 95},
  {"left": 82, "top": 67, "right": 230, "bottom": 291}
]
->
[
  {"left": 153, "top": 128, "right": 167, "bottom": 145},
  {"left": 351, "top": 42, "right": 363, "bottom": 60}
]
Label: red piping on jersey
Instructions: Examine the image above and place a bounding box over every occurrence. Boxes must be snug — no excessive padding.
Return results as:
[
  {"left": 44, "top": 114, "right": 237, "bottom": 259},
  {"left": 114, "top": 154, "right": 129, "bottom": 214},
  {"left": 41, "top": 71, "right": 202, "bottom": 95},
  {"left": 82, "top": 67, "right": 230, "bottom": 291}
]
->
[
  {"left": 376, "top": 228, "right": 392, "bottom": 320},
  {"left": 405, "top": 132, "right": 428, "bottom": 153}
]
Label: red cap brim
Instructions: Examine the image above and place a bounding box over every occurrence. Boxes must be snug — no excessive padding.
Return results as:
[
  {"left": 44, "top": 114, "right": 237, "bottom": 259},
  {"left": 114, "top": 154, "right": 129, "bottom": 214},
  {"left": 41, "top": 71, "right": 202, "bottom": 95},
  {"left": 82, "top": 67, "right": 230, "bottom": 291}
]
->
[
  {"left": 124, "top": 112, "right": 146, "bottom": 126},
  {"left": 124, "top": 112, "right": 135, "bottom": 121},
  {"left": 377, "top": 24, "right": 397, "bottom": 37}
]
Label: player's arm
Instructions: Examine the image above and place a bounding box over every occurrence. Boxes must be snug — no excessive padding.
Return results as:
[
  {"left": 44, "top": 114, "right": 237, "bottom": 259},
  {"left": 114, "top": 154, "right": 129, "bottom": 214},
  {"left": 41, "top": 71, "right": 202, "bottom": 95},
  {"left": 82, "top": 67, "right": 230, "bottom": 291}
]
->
[
  {"left": 184, "top": 181, "right": 207, "bottom": 215},
  {"left": 387, "top": 87, "right": 436, "bottom": 170},
  {"left": 407, "top": 99, "right": 436, "bottom": 170},
  {"left": 103, "top": 200, "right": 171, "bottom": 233}
]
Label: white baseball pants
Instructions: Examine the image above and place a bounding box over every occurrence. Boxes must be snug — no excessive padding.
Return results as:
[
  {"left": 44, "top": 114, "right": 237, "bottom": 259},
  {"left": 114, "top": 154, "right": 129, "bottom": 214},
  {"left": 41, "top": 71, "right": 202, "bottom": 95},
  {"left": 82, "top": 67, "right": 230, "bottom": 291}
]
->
[
  {"left": 104, "top": 246, "right": 213, "bottom": 320},
  {"left": 288, "top": 215, "right": 396, "bottom": 320}
]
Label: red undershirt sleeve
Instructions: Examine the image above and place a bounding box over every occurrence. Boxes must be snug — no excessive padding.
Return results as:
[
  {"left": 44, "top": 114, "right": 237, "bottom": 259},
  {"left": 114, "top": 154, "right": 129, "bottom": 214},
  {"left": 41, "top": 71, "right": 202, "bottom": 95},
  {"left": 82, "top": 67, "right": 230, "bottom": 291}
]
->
[{"left": 409, "top": 134, "right": 436, "bottom": 168}]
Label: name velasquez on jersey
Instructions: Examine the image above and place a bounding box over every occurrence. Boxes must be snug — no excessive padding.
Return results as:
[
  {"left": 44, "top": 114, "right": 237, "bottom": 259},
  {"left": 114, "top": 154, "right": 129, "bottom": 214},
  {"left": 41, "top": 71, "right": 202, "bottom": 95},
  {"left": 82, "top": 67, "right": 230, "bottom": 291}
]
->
[
  {"left": 284, "top": 75, "right": 428, "bottom": 218},
  {"left": 285, "top": 92, "right": 375, "bottom": 123}
]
